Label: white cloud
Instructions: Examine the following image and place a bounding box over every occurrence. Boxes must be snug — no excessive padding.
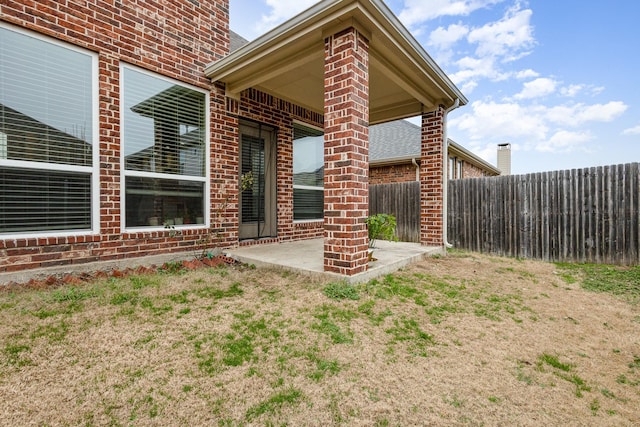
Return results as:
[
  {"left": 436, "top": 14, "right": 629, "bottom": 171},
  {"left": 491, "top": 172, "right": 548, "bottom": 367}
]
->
[
  {"left": 537, "top": 130, "right": 593, "bottom": 152},
  {"left": 442, "top": 3, "right": 535, "bottom": 91},
  {"left": 514, "top": 77, "right": 557, "bottom": 99},
  {"left": 450, "top": 56, "right": 510, "bottom": 88},
  {"left": 622, "top": 125, "right": 640, "bottom": 135},
  {"left": 451, "top": 100, "right": 548, "bottom": 141},
  {"left": 399, "top": 0, "right": 505, "bottom": 27},
  {"left": 513, "top": 69, "right": 539, "bottom": 79},
  {"left": 460, "top": 80, "right": 479, "bottom": 93},
  {"left": 467, "top": 5, "right": 535, "bottom": 58},
  {"left": 450, "top": 99, "right": 627, "bottom": 154},
  {"left": 559, "top": 84, "right": 605, "bottom": 98},
  {"left": 428, "top": 24, "right": 469, "bottom": 48},
  {"left": 560, "top": 84, "right": 584, "bottom": 98},
  {"left": 255, "top": 0, "right": 317, "bottom": 34},
  {"left": 546, "top": 101, "right": 628, "bottom": 127}
]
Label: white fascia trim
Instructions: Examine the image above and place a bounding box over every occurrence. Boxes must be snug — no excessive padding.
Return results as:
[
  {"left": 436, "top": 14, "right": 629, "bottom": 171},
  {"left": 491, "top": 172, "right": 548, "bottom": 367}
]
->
[
  {"left": 369, "top": 155, "right": 416, "bottom": 167},
  {"left": 367, "top": 0, "right": 467, "bottom": 105},
  {"left": 204, "top": 0, "right": 341, "bottom": 76}
]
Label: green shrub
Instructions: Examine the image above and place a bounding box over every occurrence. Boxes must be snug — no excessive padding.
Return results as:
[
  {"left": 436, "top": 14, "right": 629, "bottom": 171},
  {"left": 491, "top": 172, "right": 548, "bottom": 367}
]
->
[{"left": 366, "top": 213, "right": 397, "bottom": 248}]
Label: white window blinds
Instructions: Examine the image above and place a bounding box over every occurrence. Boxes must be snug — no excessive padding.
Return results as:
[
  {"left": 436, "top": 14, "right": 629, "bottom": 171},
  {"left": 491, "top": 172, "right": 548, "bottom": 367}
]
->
[
  {"left": 122, "top": 67, "right": 207, "bottom": 228},
  {"left": 0, "top": 26, "right": 96, "bottom": 234}
]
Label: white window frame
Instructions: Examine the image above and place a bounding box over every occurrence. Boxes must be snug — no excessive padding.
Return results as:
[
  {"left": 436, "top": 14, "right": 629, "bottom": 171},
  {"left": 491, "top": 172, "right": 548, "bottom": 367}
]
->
[
  {"left": 448, "top": 156, "right": 455, "bottom": 180},
  {"left": 456, "top": 159, "right": 463, "bottom": 179},
  {"left": 292, "top": 120, "right": 324, "bottom": 223},
  {"left": 120, "top": 64, "right": 210, "bottom": 232},
  {"left": 0, "top": 23, "right": 100, "bottom": 238}
]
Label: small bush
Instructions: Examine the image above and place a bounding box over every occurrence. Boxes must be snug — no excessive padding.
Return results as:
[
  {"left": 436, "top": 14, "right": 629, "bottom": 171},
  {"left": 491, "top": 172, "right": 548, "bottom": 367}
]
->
[{"left": 366, "top": 213, "right": 397, "bottom": 248}]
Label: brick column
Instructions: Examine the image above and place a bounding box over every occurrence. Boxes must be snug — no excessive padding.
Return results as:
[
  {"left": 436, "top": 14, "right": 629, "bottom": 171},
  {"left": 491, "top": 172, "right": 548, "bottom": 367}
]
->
[
  {"left": 420, "top": 106, "right": 445, "bottom": 246},
  {"left": 323, "top": 28, "right": 370, "bottom": 275}
]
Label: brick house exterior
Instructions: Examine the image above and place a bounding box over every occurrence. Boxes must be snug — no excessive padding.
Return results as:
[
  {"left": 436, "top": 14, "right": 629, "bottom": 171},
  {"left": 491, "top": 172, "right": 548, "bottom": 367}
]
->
[
  {"left": 370, "top": 120, "right": 500, "bottom": 185},
  {"left": 0, "top": 0, "right": 466, "bottom": 279}
]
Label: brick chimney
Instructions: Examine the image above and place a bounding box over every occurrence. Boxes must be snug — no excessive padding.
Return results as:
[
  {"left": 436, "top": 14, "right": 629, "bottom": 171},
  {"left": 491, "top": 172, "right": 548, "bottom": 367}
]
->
[{"left": 497, "top": 143, "right": 511, "bottom": 175}]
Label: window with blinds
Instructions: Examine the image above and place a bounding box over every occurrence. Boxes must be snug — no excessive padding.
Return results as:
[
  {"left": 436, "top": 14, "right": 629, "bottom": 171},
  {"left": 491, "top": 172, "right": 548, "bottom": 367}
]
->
[
  {"left": 122, "top": 67, "right": 207, "bottom": 228},
  {"left": 0, "top": 26, "right": 97, "bottom": 235},
  {"left": 293, "top": 123, "right": 324, "bottom": 220}
]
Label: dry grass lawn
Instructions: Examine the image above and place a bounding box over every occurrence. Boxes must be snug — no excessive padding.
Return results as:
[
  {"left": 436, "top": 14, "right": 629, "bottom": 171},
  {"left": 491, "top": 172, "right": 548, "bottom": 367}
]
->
[{"left": 0, "top": 251, "right": 639, "bottom": 426}]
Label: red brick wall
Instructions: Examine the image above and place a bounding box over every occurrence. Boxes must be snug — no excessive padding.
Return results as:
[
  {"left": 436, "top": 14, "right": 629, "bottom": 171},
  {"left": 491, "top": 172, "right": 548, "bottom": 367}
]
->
[
  {"left": 462, "top": 162, "right": 489, "bottom": 178},
  {"left": 323, "top": 28, "right": 370, "bottom": 275},
  {"left": 420, "top": 107, "right": 445, "bottom": 246},
  {"left": 0, "top": 1, "right": 335, "bottom": 276},
  {"left": 370, "top": 163, "right": 417, "bottom": 184},
  {"left": 0, "top": 0, "right": 229, "bottom": 273},
  {"left": 236, "top": 89, "right": 325, "bottom": 242},
  {"left": 373, "top": 159, "right": 493, "bottom": 184},
  {"left": 1, "top": 0, "right": 229, "bottom": 85}
]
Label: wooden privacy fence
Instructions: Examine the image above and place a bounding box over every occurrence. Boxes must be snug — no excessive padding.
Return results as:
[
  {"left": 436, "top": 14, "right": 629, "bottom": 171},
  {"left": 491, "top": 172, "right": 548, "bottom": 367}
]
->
[
  {"left": 448, "top": 163, "right": 640, "bottom": 265},
  {"left": 369, "top": 181, "right": 420, "bottom": 243}
]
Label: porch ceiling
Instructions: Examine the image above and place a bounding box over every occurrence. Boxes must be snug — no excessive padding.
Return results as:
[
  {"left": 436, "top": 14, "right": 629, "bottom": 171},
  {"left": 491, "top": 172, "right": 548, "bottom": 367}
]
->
[{"left": 205, "top": 0, "right": 467, "bottom": 125}]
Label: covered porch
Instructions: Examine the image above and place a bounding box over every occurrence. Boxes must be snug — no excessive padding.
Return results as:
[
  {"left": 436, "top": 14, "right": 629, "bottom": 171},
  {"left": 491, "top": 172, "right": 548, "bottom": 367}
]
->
[{"left": 205, "top": 0, "right": 466, "bottom": 277}]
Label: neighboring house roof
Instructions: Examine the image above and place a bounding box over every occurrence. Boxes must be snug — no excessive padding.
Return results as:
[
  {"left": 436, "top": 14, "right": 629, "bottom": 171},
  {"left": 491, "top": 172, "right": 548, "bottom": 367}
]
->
[
  {"left": 369, "top": 119, "right": 500, "bottom": 176},
  {"left": 207, "top": 0, "right": 467, "bottom": 125},
  {"left": 131, "top": 85, "right": 204, "bottom": 126},
  {"left": 0, "top": 103, "right": 91, "bottom": 165},
  {"left": 230, "top": 30, "right": 249, "bottom": 53},
  {"left": 369, "top": 119, "right": 420, "bottom": 164},
  {"left": 448, "top": 139, "right": 501, "bottom": 176}
]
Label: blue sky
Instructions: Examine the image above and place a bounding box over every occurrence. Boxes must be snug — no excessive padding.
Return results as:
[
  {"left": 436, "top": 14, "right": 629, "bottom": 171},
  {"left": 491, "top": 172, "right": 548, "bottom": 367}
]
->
[{"left": 229, "top": 0, "right": 640, "bottom": 175}]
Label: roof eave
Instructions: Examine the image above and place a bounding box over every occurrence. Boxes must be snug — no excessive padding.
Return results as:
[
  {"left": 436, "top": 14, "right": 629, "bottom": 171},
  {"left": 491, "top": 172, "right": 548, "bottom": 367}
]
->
[
  {"left": 367, "top": 0, "right": 467, "bottom": 106},
  {"left": 370, "top": 155, "right": 417, "bottom": 166},
  {"left": 204, "top": 0, "right": 467, "bottom": 109},
  {"left": 449, "top": 140, "right": 501, "bottom": 175}
]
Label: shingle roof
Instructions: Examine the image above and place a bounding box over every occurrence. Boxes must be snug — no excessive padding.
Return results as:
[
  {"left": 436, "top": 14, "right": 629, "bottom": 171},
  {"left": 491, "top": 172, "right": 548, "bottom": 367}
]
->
[
  {"left": 369, "top": 120, "right": 500, "bottom": 175},
  {"left": 369, "top": 120, "right": 421, "bottom": 162},
  {"left": 230, "top": 31, "right": 249, "bottom": 53}
]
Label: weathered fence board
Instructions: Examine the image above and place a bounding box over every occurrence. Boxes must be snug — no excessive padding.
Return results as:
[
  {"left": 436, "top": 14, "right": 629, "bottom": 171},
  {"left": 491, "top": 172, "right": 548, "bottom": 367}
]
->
[
  {"left": 369, "top": 181, "right": 420, "bottom": 242},
  {"left": 447, "top": 163, "right": 640, "bottom": 265}
]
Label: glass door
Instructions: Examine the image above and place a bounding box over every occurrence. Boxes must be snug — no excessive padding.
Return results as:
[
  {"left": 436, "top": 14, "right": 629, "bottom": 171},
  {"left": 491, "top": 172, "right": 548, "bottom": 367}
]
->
[{"left": 239, "top": 121, "right": 277, "bottom": 239}]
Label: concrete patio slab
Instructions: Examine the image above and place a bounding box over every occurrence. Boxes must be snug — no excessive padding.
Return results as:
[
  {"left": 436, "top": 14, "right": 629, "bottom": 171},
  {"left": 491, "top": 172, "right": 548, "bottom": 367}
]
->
[{"left": 225, "top": 238, "right": 443, "bottom": 283}]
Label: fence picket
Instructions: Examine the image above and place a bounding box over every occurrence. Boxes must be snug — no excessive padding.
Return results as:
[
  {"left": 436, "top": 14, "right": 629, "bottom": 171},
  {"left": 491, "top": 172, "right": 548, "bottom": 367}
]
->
[
  {"left": 373, "top": 163, "right": 640, "bottom": 266},
  {"left": 445, "top": 163, "right": 640, "bottom": 265},
  {"left": 369, "top": 181, "right": 420, "bottom": 243}
]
